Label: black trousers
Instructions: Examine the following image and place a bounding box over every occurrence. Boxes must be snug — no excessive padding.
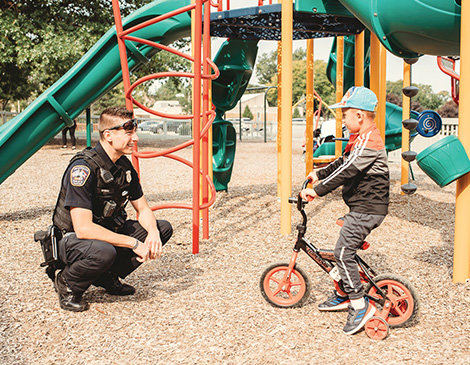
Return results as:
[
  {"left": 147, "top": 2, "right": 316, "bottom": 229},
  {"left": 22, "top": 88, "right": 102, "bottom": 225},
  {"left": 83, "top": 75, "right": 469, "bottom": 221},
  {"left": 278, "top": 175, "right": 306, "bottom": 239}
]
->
[
  {"left": 58, "top": 219, "right": 173, "bottom": 293},
  {"left": 61, "top": 126, "right": 76, "bottom": 146}
]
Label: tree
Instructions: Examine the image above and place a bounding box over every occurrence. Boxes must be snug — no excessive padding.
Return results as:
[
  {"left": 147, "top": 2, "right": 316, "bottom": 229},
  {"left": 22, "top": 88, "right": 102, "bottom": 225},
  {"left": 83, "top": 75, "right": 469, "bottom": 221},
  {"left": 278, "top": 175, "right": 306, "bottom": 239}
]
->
[
  {"left": 386, "top": 80, "right": 450, "bottom": 112},
  {"left": 438, "top": 100, "right": 459, "bottom": 118},
  {"left": 243, "top": 105, "right": 253, "bottom": 120},
  {"left": 255, "top": 50, "right": 277, "bottom": 85},
  {"left": 292, "top": 108, "right": 301, "bottom": 118},
  {"left": 0, "top": 1, "right": 149, "bottom": 109}
]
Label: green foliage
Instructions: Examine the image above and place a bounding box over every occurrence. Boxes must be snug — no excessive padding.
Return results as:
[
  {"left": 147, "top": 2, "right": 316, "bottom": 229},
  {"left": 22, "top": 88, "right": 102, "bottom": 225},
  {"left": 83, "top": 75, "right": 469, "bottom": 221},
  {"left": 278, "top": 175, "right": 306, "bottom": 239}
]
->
[
  {"left": 243, "top": 105, "right": 253, "bottom": 120},
  {"left": 386, "top": 80, "right": 450, "bottom": 112},
  {"left": 292, "top": 108, "right": 301, "bottom": 118},
  {"left": 0, "top": 0, "right": 149, "bottom": 109},
  {"left": 255, "top": 50, "right": 277, "bottom": 85}
]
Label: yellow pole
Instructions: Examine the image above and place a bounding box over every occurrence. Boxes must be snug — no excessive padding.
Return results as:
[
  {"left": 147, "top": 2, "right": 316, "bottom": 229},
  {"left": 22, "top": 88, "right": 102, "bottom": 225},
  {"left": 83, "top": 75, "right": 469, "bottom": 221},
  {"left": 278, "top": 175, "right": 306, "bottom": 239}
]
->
[
  {"left": 355, "top": 32, "right": 364, "bottom": 87},
  {"left": 277, "top": 40, "right": 282, "bottom": 198},
  {"left": 305, "top": 39, "right": 314, "bottom": 177},
  {"left": 280, "top": 0, "right": 293, "bottom": 235},
  {"left": 454, "top": 0, "right": 470, "bottom": 283},
  {"left": 370, "top": 33, "right": 380, "bottom": 107},
  {"left": 377, "top": 45, "right": 387, "bottom": 139},
  {"left": 335, "top": 37, "right": 344, "bottom": 158},
  {"left": 401, "top": 62, "right": 411, "bottom": 190}
]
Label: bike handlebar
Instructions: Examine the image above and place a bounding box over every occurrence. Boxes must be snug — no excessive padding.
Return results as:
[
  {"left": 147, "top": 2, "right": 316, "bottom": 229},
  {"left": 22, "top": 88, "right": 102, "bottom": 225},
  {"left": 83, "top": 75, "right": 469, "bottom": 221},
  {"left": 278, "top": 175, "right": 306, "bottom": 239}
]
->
[
  {"left": 301, "top": 177, "right": 312, "bottom": 190},
  {"left": 288, "top": 178, "right": 313, "bottom": 210}
]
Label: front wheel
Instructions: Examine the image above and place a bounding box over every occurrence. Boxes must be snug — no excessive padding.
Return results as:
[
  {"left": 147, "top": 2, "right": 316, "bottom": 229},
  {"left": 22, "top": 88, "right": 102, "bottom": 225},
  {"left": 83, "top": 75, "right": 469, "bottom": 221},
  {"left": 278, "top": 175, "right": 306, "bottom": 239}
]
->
[
  {"left": 365, "top": 273, "right": 419, "bottom": 328},
  {"left": 260, "top": 261, "right": 311, "bottom": 308}
]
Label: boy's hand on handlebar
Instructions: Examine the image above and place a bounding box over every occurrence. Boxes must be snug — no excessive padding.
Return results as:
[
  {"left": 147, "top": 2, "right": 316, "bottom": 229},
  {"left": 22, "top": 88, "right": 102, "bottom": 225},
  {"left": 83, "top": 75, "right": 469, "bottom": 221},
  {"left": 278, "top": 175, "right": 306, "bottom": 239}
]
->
[
  {"left": 300, "top": 188, "right": 318, "bottom": 202},
  {"left": 307, "top": 171, "right": 319, "bottom": 185}
]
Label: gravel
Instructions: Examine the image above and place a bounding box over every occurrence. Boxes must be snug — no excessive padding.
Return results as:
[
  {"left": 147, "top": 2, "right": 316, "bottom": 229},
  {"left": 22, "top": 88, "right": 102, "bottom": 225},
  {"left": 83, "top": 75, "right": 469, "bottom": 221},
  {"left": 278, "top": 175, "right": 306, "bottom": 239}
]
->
[{"left": 0, "top": 139, "right": 469, "bottom": 364}]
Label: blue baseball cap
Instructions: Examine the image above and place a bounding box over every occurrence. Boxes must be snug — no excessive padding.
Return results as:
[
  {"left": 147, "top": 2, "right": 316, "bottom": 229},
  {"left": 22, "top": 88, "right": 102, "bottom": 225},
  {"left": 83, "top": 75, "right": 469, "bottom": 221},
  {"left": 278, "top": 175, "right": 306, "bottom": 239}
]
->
[{"left": 330, "top": 86, "right": 378, "bottom": 112}]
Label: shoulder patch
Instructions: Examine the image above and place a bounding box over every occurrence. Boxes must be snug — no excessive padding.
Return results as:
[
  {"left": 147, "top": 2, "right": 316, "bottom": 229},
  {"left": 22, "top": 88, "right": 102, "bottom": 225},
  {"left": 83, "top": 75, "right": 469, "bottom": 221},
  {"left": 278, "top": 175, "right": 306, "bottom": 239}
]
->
[{"left": 70, "top": 165, "right": 91, "bottom": 186}]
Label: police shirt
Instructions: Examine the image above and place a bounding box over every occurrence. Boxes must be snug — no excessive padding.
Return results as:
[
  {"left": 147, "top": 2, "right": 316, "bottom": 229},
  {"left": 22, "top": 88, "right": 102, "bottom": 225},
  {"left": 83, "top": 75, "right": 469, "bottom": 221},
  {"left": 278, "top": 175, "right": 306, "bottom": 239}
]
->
[{"left": 63, "top": 142, "right": 143, "bottom": 213}]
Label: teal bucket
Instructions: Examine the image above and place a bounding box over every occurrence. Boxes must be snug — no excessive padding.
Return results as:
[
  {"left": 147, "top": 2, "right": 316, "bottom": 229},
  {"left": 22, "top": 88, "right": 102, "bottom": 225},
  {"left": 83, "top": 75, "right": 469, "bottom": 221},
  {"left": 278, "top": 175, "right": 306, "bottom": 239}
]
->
[{"left": 416, "top": 135, "right": 470, "bottom": 187}]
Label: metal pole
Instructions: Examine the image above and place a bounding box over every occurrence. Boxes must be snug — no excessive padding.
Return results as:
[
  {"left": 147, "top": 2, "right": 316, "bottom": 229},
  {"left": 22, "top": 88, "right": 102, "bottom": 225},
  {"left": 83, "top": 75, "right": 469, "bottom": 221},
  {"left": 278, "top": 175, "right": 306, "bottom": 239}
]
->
[
  {"left": 454, "top": 0, "right": 470, "bottom": 283},
  {"left": 264, "top": 86, "right": 277, "bottom": 143},
  {"left": 264, "top": 91, "right": 267, "bottom": 143},
  {"left": 239, "top": 100, "right": 242, "bottom": 141},
  {"left": 305, "top": 39, "right": 314, "bottom": 176},
  {"left": 86, "top": 107, "right": 92, "bottom": 148},
  {"left": 280, "top": 0, "right": 293, "bottom": 235},
  {"left": 355, "top": 31, "right": 364, "bottom": 86},
  {"left": 335, "top": 36, "right": 344, "bottom": 158},
  {"left": 401, "top": 63, "right": 411, "bottom": 191}
]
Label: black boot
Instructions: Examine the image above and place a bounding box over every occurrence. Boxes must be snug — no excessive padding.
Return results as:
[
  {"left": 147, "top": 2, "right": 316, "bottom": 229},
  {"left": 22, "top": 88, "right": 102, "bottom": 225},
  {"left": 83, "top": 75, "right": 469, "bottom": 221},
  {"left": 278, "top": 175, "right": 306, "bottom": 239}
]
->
[
  {"left": 55, "top": 271, "right": 89, "bottom": 312},
  {"left": 94, "top": 272, "right": 135, "bottom": 296}
]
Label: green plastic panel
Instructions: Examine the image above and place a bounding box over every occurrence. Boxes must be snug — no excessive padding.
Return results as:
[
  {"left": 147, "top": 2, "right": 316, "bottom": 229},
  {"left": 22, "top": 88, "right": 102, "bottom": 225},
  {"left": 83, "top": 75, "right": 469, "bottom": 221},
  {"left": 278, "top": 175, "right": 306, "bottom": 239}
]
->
[{"left": 338, "top": 0, "right": 461, "bottom": 58}]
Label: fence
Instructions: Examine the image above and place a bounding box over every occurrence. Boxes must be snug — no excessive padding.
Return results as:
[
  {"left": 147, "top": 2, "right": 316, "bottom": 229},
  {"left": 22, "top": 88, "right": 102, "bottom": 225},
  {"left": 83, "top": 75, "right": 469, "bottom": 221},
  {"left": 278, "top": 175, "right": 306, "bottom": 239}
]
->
[{"left": 0, "top": 112, "right": 459, "bottom": 142}]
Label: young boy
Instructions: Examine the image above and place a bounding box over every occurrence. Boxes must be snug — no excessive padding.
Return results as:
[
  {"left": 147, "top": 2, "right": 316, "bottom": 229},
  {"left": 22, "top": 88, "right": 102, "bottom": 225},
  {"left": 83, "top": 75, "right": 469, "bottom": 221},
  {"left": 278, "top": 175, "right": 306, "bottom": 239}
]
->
[{"left": 300, "top": 86, "right": 390, "bottom": 335}]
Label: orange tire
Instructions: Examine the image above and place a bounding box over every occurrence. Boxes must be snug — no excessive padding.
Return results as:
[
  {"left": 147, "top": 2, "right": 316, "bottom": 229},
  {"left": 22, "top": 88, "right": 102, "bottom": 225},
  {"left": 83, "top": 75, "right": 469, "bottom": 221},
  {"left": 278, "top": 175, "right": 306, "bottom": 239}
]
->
[
  {"left": 365, "top": 316, "right": 389, "bottom": 340},
  {"left": 260, "top": 262, "right": 311, "bottom": 308},
  {"left": 366, "top": 274, "right": 419, "bottom": 328}
]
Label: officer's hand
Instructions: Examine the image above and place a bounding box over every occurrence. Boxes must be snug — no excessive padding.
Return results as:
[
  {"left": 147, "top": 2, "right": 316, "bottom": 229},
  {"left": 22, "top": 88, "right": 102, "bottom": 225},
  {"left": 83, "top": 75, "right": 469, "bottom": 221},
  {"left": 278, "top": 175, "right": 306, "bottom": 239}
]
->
[
  {"left": 146, "top": 231, "right": 163, "bottom": 260},
  {"left": 133, "top": 240, "right": 150, "bottom": 263}
]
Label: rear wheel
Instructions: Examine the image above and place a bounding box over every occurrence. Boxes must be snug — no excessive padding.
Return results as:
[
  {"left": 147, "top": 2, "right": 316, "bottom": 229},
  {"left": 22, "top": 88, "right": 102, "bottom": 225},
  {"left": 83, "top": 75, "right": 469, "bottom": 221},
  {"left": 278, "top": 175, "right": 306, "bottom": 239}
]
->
[
  {"left": 365, "top": 273, "right": 419, "bottom": 328},
  {"left": 260, "top": 262, "right": 311, "bottom": 308}
]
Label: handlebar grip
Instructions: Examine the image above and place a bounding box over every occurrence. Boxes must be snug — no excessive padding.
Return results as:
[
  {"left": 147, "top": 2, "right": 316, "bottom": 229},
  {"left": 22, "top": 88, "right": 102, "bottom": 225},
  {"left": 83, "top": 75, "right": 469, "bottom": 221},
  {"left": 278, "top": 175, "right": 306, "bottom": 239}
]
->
[{"left": 301, "top": 177, "right": 312, "bottom": 190}]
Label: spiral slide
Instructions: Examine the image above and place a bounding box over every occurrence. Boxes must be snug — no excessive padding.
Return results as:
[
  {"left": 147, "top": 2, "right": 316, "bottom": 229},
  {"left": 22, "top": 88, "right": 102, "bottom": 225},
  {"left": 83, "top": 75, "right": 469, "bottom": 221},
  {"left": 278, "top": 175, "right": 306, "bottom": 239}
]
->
[{"left": 0, "top": 0, "right": 192, "bottom": 185}]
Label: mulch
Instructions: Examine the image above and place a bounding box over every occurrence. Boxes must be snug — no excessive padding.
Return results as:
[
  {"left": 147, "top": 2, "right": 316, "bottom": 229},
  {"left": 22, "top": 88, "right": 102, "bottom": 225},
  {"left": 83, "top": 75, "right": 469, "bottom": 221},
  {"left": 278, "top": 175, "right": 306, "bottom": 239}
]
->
[{"left": 0, "top": 139, "right": 469, "bottom": 364}]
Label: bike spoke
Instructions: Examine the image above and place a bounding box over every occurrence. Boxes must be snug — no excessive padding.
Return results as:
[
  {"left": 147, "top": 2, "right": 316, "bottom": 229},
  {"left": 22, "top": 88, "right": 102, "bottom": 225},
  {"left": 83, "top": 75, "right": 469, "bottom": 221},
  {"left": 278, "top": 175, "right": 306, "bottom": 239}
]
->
[{"left": 272, "top": 286, "right": 282, "bottom": 297}]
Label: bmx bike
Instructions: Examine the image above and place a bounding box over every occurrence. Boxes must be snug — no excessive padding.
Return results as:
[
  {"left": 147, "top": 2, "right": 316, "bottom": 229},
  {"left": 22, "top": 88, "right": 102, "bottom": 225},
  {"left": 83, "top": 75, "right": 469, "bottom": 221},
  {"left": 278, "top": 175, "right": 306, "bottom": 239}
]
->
[{"left": 259, "top": 179, "right": 420, "bottom": 340}]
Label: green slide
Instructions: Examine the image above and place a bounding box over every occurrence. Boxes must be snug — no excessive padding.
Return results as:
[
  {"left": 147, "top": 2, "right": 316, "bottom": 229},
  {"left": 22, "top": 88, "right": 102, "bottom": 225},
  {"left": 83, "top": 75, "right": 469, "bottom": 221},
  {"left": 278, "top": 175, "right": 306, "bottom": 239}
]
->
[
  {"left": 0, "top": 0, "right": 192, "bottom": 185},
  {"left": 211, "top": 39, "right": 259, "bottom": 191},
  {"left": 338, "top": 0, "right": 461, "bottom": 59},
  {"left": 323, "top": 32, "right": 418, "bottom": 157}
]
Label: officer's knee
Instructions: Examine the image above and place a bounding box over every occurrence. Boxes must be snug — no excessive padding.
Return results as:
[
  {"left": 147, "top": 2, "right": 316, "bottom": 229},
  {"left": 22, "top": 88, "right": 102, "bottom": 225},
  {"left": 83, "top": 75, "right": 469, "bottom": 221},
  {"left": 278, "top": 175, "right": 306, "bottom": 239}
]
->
[
  {"left": 89, "top": 241, "right": 116, "bottom": 269},
  {"left": 157, "top": 220, "right": 173, "bottom": 245}
]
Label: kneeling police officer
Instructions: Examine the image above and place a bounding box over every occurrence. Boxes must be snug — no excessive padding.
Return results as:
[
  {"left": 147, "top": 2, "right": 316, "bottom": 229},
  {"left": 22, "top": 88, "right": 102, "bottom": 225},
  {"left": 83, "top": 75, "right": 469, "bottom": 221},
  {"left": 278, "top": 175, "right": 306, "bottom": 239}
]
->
[{"left": 52, "top": 107, "right": 173, "bottom": 312}]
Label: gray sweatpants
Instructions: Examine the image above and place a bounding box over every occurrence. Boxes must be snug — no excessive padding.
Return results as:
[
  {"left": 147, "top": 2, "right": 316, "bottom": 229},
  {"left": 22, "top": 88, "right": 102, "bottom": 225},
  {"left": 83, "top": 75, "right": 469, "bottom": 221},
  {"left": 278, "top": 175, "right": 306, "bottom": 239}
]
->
[{"left": 334, "top": 211, "right": 385, "bottom": 300}]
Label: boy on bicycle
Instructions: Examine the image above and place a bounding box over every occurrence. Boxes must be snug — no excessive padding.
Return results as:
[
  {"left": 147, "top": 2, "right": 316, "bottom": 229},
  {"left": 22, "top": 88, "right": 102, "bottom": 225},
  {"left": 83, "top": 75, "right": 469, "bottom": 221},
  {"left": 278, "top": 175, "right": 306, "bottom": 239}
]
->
[{"left": 300, "top": 86, "right": 389, "bottom": 335}]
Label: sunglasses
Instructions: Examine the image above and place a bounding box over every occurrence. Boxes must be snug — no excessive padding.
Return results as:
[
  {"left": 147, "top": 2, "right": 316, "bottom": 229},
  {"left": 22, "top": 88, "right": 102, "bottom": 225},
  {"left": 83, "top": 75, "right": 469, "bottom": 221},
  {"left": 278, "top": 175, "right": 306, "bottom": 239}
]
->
[{"left": 106, "top": 119, "right": 138, "bottom": 132}]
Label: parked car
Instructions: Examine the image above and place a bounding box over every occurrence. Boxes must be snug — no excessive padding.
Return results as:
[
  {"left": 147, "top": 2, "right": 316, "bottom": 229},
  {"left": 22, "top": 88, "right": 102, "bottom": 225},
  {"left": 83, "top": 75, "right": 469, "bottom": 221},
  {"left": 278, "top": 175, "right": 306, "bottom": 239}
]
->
[{"left": 137, "top": 120, "right": 163, "bottom": 133}]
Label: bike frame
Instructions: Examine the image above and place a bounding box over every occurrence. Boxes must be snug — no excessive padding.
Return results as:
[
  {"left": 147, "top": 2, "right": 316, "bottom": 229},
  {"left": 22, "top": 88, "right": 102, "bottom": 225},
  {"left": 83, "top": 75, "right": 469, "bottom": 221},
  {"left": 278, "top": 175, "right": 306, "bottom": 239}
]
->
[{"left": 285, "top": 190, "right": 389, "bottom": 308}]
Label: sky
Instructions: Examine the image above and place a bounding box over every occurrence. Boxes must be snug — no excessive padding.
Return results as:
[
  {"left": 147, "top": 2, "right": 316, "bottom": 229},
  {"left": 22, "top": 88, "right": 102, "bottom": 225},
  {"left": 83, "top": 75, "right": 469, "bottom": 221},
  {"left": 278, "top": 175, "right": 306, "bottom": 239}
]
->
[{"left": 210, "top": 1, "right": 458, "bottom": 95}]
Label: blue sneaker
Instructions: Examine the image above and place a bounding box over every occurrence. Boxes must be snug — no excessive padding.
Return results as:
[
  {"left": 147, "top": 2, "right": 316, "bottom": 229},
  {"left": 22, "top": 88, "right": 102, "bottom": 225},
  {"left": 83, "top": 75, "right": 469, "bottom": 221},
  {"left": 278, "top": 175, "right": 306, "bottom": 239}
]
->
[
  {"left": 343, "top": 298, "right": 376, "bottom": 335},
  {"left": 318, "top": 291, "right": 350, "bottom": 311}
]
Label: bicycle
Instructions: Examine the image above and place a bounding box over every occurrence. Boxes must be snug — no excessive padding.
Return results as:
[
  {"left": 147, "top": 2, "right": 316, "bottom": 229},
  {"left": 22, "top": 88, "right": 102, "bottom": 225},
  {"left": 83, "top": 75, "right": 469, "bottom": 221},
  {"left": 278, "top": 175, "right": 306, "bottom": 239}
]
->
[{"left": 259, "top": 179, "right": 420, "bottom": 340}]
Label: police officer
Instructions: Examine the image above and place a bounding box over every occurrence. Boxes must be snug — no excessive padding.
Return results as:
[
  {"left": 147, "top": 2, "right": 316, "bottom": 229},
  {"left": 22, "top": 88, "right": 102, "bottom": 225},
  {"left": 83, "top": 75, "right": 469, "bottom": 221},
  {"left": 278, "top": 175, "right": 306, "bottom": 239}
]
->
[{"left": 52, "top": 107, "right": 173, "bottom": 312}]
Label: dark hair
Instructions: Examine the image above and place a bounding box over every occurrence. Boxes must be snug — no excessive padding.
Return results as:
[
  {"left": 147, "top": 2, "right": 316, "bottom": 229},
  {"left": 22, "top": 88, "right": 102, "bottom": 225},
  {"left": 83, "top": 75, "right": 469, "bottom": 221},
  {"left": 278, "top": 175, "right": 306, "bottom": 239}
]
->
[{"left": 98, "top": 107, "right": 133, "bottom": 138}]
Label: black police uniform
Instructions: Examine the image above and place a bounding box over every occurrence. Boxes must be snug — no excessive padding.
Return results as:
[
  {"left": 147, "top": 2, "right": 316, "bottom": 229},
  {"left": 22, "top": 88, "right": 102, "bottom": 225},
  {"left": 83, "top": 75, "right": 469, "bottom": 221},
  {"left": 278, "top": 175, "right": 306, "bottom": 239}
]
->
[{"left": 53, "top": 142, "right": 172, "bottom": 294}]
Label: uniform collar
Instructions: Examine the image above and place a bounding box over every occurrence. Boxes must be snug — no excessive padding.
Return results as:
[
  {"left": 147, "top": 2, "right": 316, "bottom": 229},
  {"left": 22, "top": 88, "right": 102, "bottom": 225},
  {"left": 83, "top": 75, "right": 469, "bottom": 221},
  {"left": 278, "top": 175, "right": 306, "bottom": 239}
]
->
[{"left": 94, "top": 141, "right": 118, "bottom": 173}]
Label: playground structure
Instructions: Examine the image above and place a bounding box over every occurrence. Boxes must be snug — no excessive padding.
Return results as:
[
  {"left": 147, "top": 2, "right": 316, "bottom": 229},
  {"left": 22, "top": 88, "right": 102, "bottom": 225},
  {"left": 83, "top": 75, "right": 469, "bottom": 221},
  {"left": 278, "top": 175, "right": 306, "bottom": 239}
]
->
[{"left": 0, "top": 0, "right": 469, "bottom": 281}]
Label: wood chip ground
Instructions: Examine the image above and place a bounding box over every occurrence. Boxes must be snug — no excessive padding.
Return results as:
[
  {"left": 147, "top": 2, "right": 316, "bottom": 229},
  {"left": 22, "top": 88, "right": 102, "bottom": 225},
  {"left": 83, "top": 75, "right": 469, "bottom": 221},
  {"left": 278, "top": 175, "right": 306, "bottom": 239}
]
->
[{"left": 1, "top": 139, "right": 469, "bottom": 364}]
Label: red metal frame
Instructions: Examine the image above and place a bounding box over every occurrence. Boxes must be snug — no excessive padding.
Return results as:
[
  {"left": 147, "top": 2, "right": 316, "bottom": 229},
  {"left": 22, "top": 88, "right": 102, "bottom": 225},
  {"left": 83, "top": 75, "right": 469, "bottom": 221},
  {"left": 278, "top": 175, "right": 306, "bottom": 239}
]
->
[
  {"left": 437, "top": 56, "right": 460, "bottom": 105},
  {"left": 111, "top": 0, "right": 219, "bottom": 253}
]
